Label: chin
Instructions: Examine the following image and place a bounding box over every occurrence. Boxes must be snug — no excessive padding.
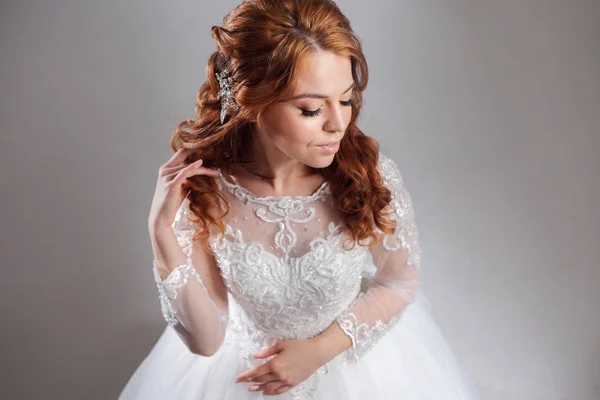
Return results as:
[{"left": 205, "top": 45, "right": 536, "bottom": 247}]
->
[{"left": 306, "top": 155, "right": 336, "bottom": 169}]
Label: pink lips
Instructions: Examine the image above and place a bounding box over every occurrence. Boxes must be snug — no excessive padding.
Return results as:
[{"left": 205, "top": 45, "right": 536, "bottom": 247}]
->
[
  {"left": 318, "top": 140, "right": 341, "bottom": 146},
  {"left": 317, "top": 141, "right": 340, "bottom": 154}
]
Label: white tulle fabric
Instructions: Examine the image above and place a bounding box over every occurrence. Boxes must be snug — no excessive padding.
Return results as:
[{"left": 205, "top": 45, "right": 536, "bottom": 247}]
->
[
  {"left": 120, "top": 152, "right": 480, "bottom": 400},
  {"left": 335, "top": 153, "right": 422, "bottom": 364}
]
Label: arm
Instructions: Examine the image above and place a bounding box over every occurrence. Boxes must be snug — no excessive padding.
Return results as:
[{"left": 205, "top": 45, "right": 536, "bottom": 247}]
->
[
  {"left": 334, "top": 153, "right": 421, "bottom": 363},
  {"left": 150, "top": 201, "right": 229, "bottom": 357}
]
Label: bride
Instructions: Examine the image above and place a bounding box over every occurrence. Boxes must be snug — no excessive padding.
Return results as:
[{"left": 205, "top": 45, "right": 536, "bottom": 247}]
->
[{"left": 120, "top": 0, "right": 480, "bottom": 398}]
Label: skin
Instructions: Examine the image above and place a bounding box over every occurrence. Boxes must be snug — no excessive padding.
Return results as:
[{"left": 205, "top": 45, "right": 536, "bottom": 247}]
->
[
  {"left": 231, "top": 50, "right": 355, "bottom": 395},
  {"left": 225, "top": 49, "right": 354, "bottom": 197}
]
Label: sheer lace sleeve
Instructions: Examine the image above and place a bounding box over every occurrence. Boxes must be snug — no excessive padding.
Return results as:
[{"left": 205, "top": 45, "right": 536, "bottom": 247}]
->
[
  {"left": 152, "top": 201, "right": 229, "bottom": 356},
  {"left": 335, "top": 153, "right": 421, "bottom": 363}
]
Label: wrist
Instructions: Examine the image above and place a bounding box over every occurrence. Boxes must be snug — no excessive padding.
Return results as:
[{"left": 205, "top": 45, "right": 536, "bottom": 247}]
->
[
  {"left": 148, "top": 226, "right": 188, "bottom": 276},
  {"left": 148, "top": 221, "right": 173, "bottom": 233},
  {"left": 311, "top": 321, "right": 352, "bottom": 363},
  {"left": 149, "top": 223, "right": 175, "bottom": 238}
]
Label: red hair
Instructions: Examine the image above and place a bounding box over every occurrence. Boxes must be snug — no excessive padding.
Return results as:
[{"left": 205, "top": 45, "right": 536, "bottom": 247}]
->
[{"left": 170, "top": 0, "right": 397, "bottom": 252}]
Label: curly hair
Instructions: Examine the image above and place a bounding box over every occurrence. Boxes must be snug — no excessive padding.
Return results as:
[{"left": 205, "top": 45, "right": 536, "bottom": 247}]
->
[{"left": 170, "top": 0, "right": 397, "bottom": 253}]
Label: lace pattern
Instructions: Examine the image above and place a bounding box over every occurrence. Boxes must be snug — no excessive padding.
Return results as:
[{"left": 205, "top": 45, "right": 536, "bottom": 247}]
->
[
  {"left": 150, "top": 151, "right": 420, "bottom": 398},
  {"left": 153, "top": 200, "right": 229, "bottom": 327},
  {"left": 335, "top": 153, "right": 422, "bottom": 363},
  {"left": 152, "top": 261, "right": 200, "bottom": 326},
  {"left": 207, "top": 209, "right": 369, "bottom": 341},
  {"left": 211, "top": 170, "right": 373, "bottom": 398},
  {"left": 335, "top": 298, "right": 409, "bottom": 364}
]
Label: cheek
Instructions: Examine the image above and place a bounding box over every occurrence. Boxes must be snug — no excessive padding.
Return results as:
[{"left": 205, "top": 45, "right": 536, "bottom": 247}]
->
[
  {"left": 343, "top": 106, "right": 353, "bottom": 124},
  {"left": 266, "top": 111, "right": 319, "bottom": 145}
]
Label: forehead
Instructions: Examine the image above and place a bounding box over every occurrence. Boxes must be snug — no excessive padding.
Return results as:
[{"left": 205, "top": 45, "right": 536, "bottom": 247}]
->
[{"left": 290, "top": 51, "right": 353, "bottom": 96}]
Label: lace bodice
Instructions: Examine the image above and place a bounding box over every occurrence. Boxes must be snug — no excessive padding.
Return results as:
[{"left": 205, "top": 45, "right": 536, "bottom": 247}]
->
[
  {"left": 152, "top": 151, "right": 421, "bottom": 399},
  {"left": 209, "top": 167, "right": 370, "bottom": 339}
]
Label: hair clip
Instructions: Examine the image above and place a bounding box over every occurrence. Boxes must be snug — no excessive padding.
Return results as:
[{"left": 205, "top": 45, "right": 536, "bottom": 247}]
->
[{"left": 216, "top": 68, "right": 239, "bottom": 124}]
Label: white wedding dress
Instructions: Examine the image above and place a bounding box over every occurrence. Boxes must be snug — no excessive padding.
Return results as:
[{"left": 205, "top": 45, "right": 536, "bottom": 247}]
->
[{"left": 119, "top": 152, "right": 480, "bottom": 399}]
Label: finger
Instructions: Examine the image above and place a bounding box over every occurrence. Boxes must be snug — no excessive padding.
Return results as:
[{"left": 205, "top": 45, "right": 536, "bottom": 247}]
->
[
  {"left": 265, "top": 384, "right": 292, "bottom": 396},
  {"left": 246, "top": 372, "right": 277, "bottom": 384},
  {"left": 249, "top": 381, "right": 285, "bottom": 393},
  {"left": 162, "top": 160, "right": 203, "bottom": 182},
  {"left": 160, "top": 154, "right": 198, "bottom": 177},
  {"left": 162, "top": 157, "right": 198, "bottom": 173},
  {"left": 235, "top": 363, "right": 272, "bottom": 383},
  {"left": 254, "top": 344, "right": 280, "bottom": 359},
  {"left": 183, "top": 165, "right": 222, "bottom": 181},
  {"left": 165, "top": 161, "right": 219, "bottom": 184},
  {"left": 165, "top": 148, "right": 195, "bottom": 168},
  {"left": 176, "top": 165, "right": 218, "bottom": 185},
  {"left": 178, "top": 159, "right": 221, "bottom": 178},
  {"left": 196, "top": 166, "right": 221, "bottom": 177},
  {"left": 168, "top": 147, "right": 194, "bottom": 164},
  {"left": 161, "top": 162, "right": 188, "bottom": 178}
]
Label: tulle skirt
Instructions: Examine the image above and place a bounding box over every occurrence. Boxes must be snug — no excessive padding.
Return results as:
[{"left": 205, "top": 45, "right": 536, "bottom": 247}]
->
[{"left": 119, "top": 291, "right": 480, "bottom": 399}]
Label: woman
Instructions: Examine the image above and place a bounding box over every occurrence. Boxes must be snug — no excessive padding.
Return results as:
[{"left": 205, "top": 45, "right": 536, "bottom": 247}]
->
[{"left": 120, "top": 0, "right": 480, "bottom": 398}]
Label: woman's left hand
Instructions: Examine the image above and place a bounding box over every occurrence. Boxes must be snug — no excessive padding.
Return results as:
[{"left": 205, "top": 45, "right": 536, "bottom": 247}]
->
[{"left": 235, "top": 338, "right": 328, "bottom": 396}]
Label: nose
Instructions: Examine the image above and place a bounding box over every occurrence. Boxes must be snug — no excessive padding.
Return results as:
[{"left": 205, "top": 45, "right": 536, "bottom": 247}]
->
[{"left": 324, "top": 103, "right": 346, "bottom": 133}]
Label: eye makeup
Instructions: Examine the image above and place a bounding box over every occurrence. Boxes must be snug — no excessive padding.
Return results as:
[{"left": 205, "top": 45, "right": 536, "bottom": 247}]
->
[{"left": 300, "top": 98, "right": 353, "bottom": 118}]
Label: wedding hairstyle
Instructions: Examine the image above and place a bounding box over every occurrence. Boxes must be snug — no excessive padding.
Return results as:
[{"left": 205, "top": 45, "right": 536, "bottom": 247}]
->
[{"left": 171, "top": 0, "right": 397, "bottom": 251}]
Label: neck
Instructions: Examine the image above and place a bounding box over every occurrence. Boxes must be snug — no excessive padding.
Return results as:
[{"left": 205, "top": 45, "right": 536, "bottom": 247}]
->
[{"left": 240, "top": 129, "right": 315, "bottom": 183}]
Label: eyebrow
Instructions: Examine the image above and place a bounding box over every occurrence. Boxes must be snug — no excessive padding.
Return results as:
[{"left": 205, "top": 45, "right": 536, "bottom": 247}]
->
[{"left": 287, "top": 82, "right": 355, "bottom": 100}]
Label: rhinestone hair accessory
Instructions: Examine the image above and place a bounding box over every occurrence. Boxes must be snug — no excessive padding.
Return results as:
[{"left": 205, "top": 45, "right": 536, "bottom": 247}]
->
[{"left": 215, "top": 54, "right": 239, "bottom": 124}]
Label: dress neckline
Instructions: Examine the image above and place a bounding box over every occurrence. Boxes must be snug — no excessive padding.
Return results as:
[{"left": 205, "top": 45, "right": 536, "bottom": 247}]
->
[{"left": 216, "top": 167, "right": 330, "bottom": 202}]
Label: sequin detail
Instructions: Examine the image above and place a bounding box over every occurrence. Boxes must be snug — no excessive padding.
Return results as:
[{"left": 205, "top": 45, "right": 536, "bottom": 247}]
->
[{"left": 152, "top": 152, "right": 421, "bottom": 398}]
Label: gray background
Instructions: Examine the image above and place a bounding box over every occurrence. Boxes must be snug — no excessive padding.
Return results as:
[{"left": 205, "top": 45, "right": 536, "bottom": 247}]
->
[{"left": 1, "top": 0, "right": 599, "bottom": 399}]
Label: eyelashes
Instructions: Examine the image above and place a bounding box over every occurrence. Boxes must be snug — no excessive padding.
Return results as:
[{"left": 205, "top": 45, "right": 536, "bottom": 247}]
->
[{"left": 300, "top": 99, "right": 353, "bottom": 118}]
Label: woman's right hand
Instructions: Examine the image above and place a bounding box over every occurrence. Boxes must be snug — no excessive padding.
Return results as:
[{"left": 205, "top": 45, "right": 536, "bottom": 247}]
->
[{"left": 148, "top": 148, "right": 221, "bottom": 231}]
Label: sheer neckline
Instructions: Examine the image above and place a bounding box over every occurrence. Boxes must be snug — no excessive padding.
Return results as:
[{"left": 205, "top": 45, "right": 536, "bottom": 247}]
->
[{"left": 216, "top": 168, "right": 330, "bottom": 201}]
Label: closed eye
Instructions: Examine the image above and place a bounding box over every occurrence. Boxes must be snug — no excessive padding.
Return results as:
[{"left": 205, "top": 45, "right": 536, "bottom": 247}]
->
[
  {"left": 300, "top": 108, "right": 322, "bottom": 117},
  {"left": 340, "top": 98, "right": 353, "bottom": 107},
  {"left": 300, "top": 98, "right": 353, "bottom": 118}
]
